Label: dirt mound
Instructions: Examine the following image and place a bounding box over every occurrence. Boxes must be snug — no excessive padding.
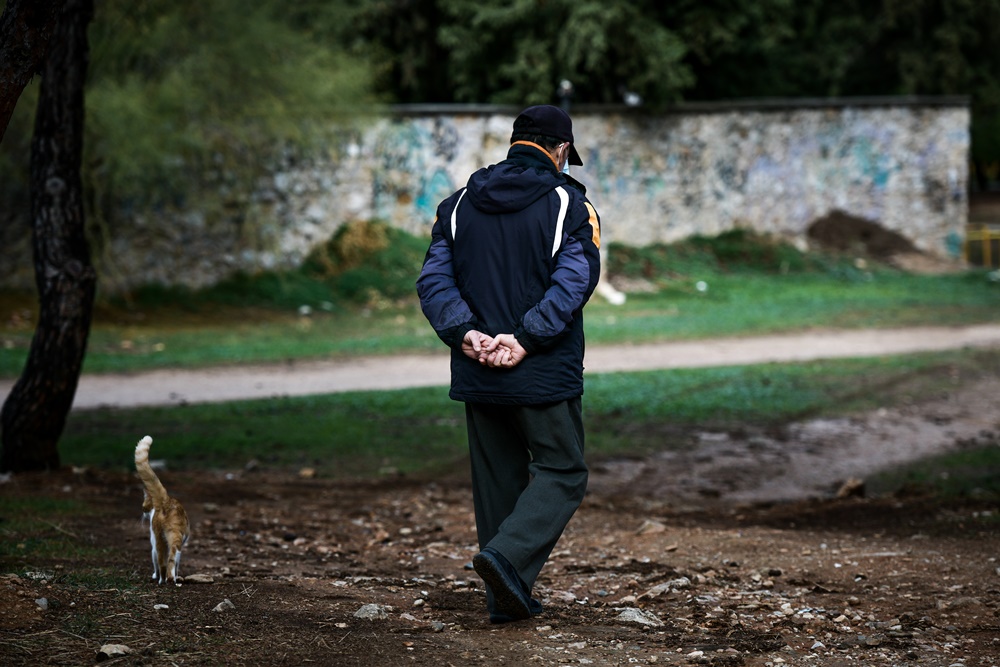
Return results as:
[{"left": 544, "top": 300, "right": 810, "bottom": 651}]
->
[{"left": 806, "top": 210, "right": 918, "bottom": 259}]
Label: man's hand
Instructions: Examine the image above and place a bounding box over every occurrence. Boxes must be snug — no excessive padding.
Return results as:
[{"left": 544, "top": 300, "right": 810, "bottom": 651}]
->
[
  {"left": 462, "top": 330, "right": 494, "bottom": 363},
  {"left": 486, "top": 333, "right": 527, "bottom": 368},
  {"left": 462, "top": 330, "right": 527, "bottom": 368}
]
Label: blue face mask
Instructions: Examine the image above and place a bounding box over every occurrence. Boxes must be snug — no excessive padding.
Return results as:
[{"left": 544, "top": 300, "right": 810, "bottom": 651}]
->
[{"left": 562, "top": 162, "right": 570, "bottom": 175}]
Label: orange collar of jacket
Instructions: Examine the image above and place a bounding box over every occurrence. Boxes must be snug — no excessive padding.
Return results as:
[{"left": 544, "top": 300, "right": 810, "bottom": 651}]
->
[{"left": 510, "top": 140, "right": 559, "bottom": 170}]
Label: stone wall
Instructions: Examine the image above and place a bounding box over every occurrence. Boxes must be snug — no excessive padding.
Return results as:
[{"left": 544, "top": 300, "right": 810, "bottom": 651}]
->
[
  {"left": 0, "top": 98, "right": 970, "bottom": 292},
  {"left": 579, "top": 100, "right": 969, "bottom": 252}
]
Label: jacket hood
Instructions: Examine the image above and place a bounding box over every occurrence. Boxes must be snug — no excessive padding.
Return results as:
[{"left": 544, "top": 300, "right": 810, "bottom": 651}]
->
[{"left": 464, "top": 143, "right": 566, "bottom": 214}]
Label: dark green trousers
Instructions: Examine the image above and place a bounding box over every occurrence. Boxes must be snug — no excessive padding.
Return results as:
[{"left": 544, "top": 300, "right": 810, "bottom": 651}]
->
[{"left": 465, "top": 397, "right": 588, "bottom": 596}]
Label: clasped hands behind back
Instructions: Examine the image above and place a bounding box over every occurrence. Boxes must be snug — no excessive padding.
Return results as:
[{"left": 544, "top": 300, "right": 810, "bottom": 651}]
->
[{"left": 462, "top": 330, "right": 527, "bottom": 369}]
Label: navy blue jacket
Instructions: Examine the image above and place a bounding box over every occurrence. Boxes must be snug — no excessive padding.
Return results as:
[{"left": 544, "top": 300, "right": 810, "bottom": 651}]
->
[{"left": 416, "top": 142, "right": 602, "bottom": 405}]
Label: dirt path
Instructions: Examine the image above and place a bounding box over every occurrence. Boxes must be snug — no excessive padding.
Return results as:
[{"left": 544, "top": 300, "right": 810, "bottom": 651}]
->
[{"left": 5, "top": 323, "right": 998, "bottom": 410}]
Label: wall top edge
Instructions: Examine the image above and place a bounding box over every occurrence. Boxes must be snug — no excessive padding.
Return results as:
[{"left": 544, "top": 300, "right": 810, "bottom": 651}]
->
[{"left": 388, "top": 96, "right": 971, "bottom": 116}]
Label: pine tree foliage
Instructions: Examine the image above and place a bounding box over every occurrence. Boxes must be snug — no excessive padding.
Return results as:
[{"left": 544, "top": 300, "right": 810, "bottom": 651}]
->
[{"left": 84, "top": 0, "right": 375, "bottom": 205}]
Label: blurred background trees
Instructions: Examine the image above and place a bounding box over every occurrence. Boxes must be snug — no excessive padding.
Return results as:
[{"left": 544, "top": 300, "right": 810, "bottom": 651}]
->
[
  {"left": 1, "top": 0, "right": 374, "bottom": 256},
  {"left": 4, "top": 0, "right": 1000, "bottom": 243},
  {"left": 354, "top": 0, "right": 1000, "bottom": 109}
]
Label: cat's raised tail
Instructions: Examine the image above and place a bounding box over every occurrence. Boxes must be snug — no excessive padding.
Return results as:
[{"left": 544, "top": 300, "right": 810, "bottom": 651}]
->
[{"left": 135, "top": 435, "right": 169, "bottom": 509}]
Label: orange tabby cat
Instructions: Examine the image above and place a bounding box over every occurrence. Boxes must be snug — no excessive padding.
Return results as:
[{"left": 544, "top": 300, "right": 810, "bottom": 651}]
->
[{"left": 134, "top": 435, "right": 190, "bottom": 585}]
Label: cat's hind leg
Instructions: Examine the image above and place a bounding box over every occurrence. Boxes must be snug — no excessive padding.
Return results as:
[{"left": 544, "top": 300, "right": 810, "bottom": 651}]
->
[
  {"left": 149, "top": 526, "right": 160, "bottom": 581},
  {"left": 168, "top": 543, "right": 183, "bottom": 586}
]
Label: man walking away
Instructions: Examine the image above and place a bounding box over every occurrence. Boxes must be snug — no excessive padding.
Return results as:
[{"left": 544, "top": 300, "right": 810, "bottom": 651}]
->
[{"left": 416, "top": 105, "right": 602, "bottom": 623}]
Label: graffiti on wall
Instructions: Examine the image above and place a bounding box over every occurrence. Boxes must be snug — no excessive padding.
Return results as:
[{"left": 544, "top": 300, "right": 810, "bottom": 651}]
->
[
  {"left": 573, "top": 107, "right": 967, "bottom": 254},
  {"left": 369, "top": 117, "right": 463, "bottom": 234},
  {"left": 354, "top": 103, "right": 967, "bottom": 260}
]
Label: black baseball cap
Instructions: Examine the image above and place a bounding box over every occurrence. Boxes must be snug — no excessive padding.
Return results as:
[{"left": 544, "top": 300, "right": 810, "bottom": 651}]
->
[{"left": 511, "top": 105, "right": 583, "bottom": 166}]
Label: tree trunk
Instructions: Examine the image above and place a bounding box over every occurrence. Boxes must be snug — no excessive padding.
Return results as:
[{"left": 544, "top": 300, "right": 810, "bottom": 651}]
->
[
  {"left": 0, "top": 0, "right": 96, "bottom": 473},
  {"left": 0, "top": 0, "right": 62, "bottom": 143}
]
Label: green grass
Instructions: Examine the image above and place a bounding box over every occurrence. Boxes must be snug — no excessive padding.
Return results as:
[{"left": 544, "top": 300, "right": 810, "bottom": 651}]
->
[
  {"left": 3, "top": 230, "right": 1000, "bottom": 498},
  {"left": 62, "top": 388, "right": 469, "bottom": 477},
  {"left": 1, "top": 230, "right": 998, "bottom": 377},
  {"left": 0, "top": 497, "right": 104, "bottom": 560},
  {"left": 76, "top": 304, "right": 440, "bottom": 374},
  {"left": 2, "top": 268, "right": 994, "bottom": 377},
  {"left": 585, "top": 270, "right": 1000, "bottom": 345},
  {"left": 870, "top": 445, "right": 1000, "bottom": 500},
  {"left": 0, "top": 497, "right": 88, "bottom": 532},
  {"left": 55, "top": 349, "right": 1000, "bottom": 492},
  {"left": 0, "top": 299, "right": 446, "bottom": 377},
  {"left": 50, "top": 567, "right": 145, "bottom": 592}
]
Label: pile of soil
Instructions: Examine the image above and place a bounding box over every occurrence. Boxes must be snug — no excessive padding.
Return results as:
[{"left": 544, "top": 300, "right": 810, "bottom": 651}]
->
[{"left": 806, "top": 210, "right": 919, "bottom": 260}]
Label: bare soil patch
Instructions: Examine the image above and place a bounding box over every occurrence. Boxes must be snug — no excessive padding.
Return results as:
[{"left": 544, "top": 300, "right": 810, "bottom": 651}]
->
[
  {"left": 2, "top": 370, "right": 999, "bottom": 666},
  {"left": 807, "top": 210, "right": 919, "bottom": 260},
  {"left": 805, "top": 210, "right": 965, "bottom": 274}
]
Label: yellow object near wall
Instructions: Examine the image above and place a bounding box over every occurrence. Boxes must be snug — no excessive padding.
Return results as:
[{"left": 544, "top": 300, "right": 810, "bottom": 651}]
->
[{"left": 965, "top": 224, "right": 1000, "bottom": 267}]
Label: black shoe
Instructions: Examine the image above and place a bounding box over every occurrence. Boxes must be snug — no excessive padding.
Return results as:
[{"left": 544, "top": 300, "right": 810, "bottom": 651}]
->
[
  {"left": 473, "top": 547, "right": 531, "bottom": 622},
  {"left": 490, "top": 597, "right": 542, "bottom": 624}
]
